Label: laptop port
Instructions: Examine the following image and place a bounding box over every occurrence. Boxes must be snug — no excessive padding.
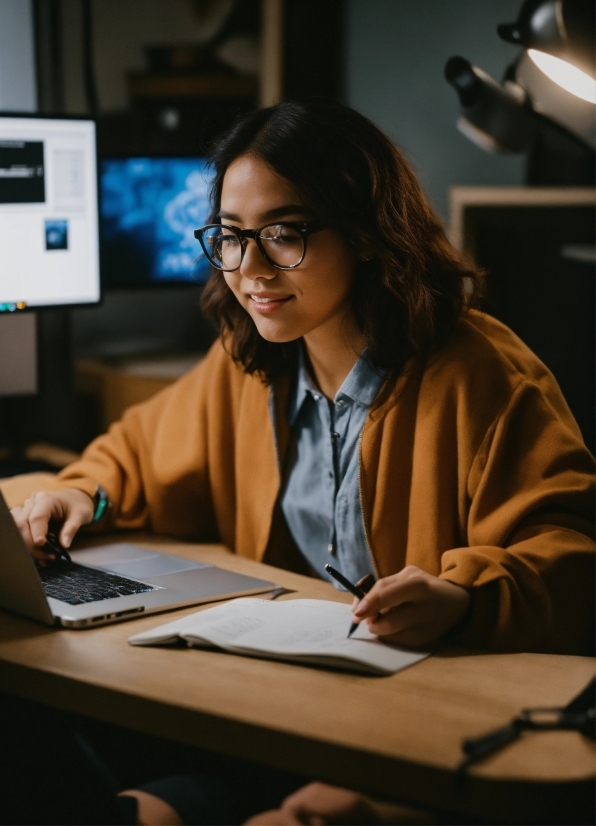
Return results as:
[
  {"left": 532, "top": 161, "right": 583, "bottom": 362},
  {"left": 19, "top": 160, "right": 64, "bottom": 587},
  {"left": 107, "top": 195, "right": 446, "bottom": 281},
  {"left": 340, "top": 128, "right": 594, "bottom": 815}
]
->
[
  {"left": 116, "top": 607, "right": 145, "bottom": 617},
  {"left": 91, "top": 616, "right": 105, "bottom": 622}
]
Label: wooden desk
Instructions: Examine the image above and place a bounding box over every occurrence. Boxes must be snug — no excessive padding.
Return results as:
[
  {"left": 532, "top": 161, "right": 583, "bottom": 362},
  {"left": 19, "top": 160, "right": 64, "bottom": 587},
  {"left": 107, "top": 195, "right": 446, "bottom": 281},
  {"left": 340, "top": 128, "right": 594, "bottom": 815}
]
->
[{"left": 0, "top": 535, "right": 593, "bottom": 824}]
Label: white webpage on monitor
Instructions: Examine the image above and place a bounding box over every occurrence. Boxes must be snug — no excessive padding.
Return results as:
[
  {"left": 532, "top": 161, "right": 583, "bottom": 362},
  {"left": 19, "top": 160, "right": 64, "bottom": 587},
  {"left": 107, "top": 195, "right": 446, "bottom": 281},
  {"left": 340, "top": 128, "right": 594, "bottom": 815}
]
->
[{"left": 0, "top": 115, "right": 100, "bottom": 308}]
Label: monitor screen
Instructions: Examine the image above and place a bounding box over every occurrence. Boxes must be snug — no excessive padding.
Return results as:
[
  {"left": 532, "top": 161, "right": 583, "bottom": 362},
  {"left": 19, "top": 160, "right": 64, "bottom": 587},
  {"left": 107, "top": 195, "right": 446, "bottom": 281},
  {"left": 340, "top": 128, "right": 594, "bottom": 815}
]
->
[
  {"left": 0, "top": 114, "right": 100, "bottom": 311},
  {"left": 100, "top": 157, "right": 214, "bottom": 288}
]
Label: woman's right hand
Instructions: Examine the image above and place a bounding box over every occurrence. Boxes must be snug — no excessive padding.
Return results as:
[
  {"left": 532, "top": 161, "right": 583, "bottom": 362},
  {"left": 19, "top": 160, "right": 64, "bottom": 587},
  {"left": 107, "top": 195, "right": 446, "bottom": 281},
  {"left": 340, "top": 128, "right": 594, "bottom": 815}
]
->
[{"left": 11, "top": 489, "right": 95, "bottom": 562}]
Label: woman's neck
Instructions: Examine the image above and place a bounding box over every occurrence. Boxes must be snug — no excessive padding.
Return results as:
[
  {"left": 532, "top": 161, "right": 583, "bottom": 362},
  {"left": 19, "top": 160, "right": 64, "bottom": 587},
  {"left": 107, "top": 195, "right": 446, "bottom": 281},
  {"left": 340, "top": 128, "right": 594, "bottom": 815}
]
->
[{"left": 302, "top": 320, "right": 365, "bottom": 400}]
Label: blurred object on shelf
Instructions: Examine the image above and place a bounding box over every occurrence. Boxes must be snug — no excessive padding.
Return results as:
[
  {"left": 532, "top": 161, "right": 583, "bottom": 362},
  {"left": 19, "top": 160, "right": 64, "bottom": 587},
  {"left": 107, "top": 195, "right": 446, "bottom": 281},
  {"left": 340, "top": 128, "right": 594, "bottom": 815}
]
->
[
  {"left": 75, "top": 355, "right": 203, "bottom": 431},
  {"left": 97, "top": 0, "right": 260, "bottom": 156},
  {"left": 25, "top": 443, "right": 81, "bottom": 469},
  {"left": 0, "top": 442, "right": 81, "bottom": 480},
  {"left": 96, "top": 0, "right": 345, "bottom": 156}
]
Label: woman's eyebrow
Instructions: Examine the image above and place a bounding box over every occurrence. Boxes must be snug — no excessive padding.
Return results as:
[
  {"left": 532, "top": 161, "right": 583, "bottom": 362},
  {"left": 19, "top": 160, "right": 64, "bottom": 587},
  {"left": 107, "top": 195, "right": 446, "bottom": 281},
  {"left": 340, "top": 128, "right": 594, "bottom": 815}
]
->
[
  {"left": 218, "top": 204, "right": 311, "bottom": 222},
  {"left": 262, "top": 204, "right": 311, "bottom": 220}
]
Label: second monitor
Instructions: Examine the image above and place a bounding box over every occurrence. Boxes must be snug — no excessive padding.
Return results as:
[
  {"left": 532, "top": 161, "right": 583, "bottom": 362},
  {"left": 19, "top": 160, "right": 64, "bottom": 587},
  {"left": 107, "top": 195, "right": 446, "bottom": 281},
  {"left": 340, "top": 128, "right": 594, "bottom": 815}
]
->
[{"left": 100, "top": 156, "right": 214, "bottom": 288}]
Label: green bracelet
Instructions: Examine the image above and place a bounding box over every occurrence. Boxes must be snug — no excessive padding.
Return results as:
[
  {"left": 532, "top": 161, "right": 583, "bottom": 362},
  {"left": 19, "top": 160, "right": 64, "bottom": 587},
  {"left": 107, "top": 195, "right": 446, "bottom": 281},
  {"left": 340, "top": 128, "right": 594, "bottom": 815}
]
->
[{"left": 92, "top": 486, "right": 110, "bottom": 522}]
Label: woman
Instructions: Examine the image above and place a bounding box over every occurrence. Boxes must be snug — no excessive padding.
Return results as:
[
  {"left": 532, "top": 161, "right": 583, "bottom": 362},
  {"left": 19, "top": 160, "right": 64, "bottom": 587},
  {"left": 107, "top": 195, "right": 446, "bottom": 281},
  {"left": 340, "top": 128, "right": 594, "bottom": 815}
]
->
[{"left": 11, "top": 99, "right": 595, "bottom": 823}]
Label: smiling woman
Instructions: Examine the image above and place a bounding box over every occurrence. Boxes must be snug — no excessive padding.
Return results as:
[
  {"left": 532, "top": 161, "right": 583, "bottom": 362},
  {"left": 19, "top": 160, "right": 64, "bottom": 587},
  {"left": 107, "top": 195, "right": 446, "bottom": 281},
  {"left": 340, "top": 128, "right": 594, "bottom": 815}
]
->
[
  {"left": 13, "top": 97, "right": 594, "bottom": 651},
  {"left": 199, "top": 100, "right": 481, "bottom": 390},
  {"left": 210, "top": 153, "right": 366, "bottom": 394},
  {"left": 8, "top": 98, "right": 595, "bottom": 825}
]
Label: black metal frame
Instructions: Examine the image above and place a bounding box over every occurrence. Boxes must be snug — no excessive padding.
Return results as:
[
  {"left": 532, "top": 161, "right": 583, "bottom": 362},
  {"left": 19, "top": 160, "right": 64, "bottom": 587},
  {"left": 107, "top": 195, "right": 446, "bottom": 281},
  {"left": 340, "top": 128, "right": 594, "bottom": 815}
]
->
[{"left": 195, "top": 220, "right": 326, "bottom": 271}]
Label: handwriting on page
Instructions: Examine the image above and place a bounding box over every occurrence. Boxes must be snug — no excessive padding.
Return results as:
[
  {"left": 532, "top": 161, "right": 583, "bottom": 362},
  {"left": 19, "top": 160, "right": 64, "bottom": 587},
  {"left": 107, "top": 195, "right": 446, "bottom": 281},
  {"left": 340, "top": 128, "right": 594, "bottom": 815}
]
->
[
  {"left": 197, "top": 616, "right": 265, "bottom": 641},
  {"left": 198, "top": 600, "right": 369, "bottom": 651}
]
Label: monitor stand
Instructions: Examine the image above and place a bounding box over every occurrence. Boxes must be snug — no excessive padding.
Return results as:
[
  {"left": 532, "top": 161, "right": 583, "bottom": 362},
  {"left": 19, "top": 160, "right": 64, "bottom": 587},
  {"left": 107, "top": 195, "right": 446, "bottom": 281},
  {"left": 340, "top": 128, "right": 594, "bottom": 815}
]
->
[
  {"left": 0, "top": 312, "right": 96, "bottom": 478},
  {"left": 0, "top": 314, "right": 37, "bottom": 396}
]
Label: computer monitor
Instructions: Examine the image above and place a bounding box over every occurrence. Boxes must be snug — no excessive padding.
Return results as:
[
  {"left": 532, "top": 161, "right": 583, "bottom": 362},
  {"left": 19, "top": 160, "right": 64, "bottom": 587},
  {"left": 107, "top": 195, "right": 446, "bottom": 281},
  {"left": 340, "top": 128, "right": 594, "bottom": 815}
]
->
[
  {"left": 99, "top": 156, "right": 214, "bottom": 288},
  {"left": 0, "top": 112, "right": 100, "bottom": 311}
]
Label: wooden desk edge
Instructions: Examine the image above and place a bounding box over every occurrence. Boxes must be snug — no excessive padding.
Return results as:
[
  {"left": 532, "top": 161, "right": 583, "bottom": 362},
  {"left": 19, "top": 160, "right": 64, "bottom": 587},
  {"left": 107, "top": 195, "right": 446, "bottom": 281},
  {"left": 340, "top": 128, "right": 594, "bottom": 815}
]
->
[
  {"left": 0, "top": 534, "right": 593, "bottom": 824},
  {"left": 0, "top": 656, "right": 592, "bottom": 826}
]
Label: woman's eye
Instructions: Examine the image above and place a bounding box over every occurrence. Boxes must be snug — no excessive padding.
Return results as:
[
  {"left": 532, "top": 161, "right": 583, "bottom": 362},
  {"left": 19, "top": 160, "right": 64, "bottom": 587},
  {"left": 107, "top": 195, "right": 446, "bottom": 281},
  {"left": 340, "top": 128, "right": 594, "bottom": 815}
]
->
[{"left": 262, "top": 227, "right": 300, "bottom": 244}]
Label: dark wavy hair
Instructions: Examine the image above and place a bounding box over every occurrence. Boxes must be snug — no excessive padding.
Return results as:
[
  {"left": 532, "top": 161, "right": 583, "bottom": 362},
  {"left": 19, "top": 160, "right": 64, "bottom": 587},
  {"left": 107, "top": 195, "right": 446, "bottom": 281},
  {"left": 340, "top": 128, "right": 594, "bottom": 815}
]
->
[{"left": 200, "top": 99, "right": 483, "bottom": 383}]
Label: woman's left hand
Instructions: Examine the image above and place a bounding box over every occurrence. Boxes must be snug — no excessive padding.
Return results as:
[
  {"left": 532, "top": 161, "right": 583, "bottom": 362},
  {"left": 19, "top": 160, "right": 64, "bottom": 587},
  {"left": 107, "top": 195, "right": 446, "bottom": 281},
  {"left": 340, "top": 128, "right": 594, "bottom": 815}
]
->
[{"left": 352, "top": 566, "right": 471, "bottom": 648}]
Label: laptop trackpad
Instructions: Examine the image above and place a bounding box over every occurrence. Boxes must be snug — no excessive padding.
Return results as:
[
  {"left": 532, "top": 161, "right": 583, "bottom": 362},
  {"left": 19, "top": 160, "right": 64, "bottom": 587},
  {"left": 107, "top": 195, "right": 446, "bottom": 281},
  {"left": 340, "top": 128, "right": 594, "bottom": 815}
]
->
[{"left": 70, "top": 543, "right": 208, "bottom": 579}]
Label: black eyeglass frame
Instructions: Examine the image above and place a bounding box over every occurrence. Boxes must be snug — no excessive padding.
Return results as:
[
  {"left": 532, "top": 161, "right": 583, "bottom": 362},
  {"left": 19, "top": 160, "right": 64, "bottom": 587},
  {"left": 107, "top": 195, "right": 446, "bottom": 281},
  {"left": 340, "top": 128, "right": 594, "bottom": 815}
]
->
[{"left": 194, "top": 220, "right": 326, "bottom": 271}]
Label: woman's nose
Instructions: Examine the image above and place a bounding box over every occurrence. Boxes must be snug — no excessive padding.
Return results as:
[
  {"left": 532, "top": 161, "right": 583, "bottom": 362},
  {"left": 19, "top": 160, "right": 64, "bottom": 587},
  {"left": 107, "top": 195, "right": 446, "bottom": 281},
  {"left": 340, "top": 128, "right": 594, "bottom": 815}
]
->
[{"left": 239, "top": 239, "right": 276, "bottom": 279}]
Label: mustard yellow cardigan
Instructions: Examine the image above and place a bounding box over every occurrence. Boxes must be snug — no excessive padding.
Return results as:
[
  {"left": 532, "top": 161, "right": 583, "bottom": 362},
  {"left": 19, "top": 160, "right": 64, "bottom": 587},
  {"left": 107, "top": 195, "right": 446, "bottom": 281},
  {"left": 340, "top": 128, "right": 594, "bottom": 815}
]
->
[{"left": 55, "top": 310, "right": 595, "bottom": 654}]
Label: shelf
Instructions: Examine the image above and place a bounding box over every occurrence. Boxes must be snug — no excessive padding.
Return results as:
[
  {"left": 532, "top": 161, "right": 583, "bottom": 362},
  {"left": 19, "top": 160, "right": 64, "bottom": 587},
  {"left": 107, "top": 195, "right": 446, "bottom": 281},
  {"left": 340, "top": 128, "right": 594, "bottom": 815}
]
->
[
  {"left": 75, "top": 355, "right": 204, "bottom": 431},
  {"left": 127, "top": 72, "right": 258, "bottom": 100}
]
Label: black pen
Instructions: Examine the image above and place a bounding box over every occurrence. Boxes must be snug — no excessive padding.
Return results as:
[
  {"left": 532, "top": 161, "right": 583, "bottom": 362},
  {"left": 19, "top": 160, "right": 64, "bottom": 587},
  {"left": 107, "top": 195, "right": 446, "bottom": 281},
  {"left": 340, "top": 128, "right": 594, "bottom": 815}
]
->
[
  {"left": 324, "top": 564, "right": 375, "bottom": 638},
  {"left": 45, "top": 530, "right": 72, "bottom": 564}
]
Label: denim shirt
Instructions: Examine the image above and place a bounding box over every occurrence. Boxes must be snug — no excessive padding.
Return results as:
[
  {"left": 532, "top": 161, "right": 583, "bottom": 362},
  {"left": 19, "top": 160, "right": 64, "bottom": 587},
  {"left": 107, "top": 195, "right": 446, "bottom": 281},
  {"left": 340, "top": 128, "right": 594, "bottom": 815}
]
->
[{"left": 280, "top": 347, "right": 387, "bottom": 588}]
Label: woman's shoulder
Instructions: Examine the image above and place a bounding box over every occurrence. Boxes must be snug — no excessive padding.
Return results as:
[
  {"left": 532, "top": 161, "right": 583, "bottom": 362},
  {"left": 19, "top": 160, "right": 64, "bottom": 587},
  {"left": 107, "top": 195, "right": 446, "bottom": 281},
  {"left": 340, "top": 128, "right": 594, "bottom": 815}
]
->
[
  {"left": 416, "top": 309, "right": 577, "bottom": 435},
  {"left": 430, "top": 309, "right": 555, "bottom": 392}
]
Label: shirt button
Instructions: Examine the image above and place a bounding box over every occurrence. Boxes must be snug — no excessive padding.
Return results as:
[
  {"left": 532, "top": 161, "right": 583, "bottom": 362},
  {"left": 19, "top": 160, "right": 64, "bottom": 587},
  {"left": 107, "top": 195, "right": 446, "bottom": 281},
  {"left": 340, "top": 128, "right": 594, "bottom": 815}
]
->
[
  {"left": 331, "top": 432, "right": 340, "bottom": 441},
  {"left": 313, "top": 394, "right": 320, "bottom": 401},
  {"left": 336, "top": 399, "right": 344, "bottom": 407},
  {"left": 327, "top": 543, "right": 334, "bottom": 554}
]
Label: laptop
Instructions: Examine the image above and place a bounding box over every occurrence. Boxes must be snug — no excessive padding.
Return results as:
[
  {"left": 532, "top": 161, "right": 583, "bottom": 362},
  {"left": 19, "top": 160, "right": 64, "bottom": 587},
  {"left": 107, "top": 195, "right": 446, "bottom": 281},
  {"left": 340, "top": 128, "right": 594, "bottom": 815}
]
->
[{"left": 0, "top": 492, "right": 276, "bottom": 628}]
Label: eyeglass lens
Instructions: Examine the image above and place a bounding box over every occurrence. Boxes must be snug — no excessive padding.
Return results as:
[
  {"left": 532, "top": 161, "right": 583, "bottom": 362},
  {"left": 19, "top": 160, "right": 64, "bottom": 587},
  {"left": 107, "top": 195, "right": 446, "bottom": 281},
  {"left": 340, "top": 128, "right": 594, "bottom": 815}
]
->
[{"left": 202, "top": 225, "right": 305, "bottom": 270}]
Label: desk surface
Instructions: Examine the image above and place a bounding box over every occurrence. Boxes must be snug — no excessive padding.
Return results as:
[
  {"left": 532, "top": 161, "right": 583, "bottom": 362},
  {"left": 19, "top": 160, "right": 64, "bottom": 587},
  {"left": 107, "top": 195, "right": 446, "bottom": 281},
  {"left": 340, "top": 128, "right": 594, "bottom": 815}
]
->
[{"left": 0, "top": 535, "right": 593, "bottom": 824}]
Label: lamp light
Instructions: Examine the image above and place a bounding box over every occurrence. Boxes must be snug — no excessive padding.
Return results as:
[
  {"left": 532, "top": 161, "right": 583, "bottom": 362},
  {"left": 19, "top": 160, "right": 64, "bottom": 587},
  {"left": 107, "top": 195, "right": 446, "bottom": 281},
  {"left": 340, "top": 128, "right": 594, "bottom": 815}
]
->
[
  {"left": 526, "top": 49, "right": 596, "bottom": 102},
  {"left": 498, "top": 0, "right": 595, "bottom": 101},
  {"left": 445, "top": 0, "right": 595, "bottom": 184}
]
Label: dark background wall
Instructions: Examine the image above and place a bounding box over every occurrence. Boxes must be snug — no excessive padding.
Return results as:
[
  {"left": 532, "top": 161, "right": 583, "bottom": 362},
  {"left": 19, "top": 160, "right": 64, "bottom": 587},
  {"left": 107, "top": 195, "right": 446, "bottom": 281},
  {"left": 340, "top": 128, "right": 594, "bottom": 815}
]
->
[
  {"left": 70, "top": 0, "right": 531, "bottom": 358},
  {"left": 0, "top": 0, "right": 593, "bottom": 458},
  {"left": 344, "top": 0, "right": 526, "bottom": 220}
]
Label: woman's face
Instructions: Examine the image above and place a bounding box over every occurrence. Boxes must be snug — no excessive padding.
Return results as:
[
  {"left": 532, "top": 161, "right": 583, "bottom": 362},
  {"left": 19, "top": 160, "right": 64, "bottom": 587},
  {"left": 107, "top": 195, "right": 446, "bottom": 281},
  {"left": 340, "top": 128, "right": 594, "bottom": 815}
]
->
[{"left": 219, "top": 154, "right": 360, "bottom": 346}]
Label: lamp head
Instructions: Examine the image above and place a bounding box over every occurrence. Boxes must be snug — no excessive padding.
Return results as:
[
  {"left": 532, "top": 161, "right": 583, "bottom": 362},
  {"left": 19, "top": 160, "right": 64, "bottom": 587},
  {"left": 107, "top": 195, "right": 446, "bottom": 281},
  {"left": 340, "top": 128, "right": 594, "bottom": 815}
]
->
[
  {"left": 498, "top": 0, "right": 595, "bottom": 102},
  {"left": 445, "top": 57, "right": 537, "bottom": 153}
]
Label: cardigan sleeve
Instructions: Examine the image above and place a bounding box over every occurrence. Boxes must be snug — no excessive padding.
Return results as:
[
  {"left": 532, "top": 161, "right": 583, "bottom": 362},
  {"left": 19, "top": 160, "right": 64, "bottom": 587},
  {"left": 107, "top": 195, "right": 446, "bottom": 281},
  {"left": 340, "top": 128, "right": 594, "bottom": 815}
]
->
[
  {"left": 54, "top": 342, "right": 233, "bottom": 543},
  {"left": 439, "top": 379, "right": 595, "bottom": 655}
]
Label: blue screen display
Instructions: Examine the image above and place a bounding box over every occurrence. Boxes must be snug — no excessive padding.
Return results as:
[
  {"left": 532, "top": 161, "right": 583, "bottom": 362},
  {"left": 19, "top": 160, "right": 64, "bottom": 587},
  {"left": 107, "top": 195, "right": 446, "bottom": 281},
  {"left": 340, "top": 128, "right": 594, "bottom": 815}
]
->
[{"left": 100, "top": 157, "right": 214, "bottom": 287}]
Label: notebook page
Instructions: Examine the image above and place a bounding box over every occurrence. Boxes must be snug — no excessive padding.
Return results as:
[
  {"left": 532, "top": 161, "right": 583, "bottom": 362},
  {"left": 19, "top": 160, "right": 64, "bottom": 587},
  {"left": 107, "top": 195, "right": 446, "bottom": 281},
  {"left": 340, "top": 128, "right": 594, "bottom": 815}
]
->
[
  {"left": 128, "top": 601, "right": 256, "bottom": 646},
  {"left": 180, "top": 599, "right": 429, "bottom": 675}
]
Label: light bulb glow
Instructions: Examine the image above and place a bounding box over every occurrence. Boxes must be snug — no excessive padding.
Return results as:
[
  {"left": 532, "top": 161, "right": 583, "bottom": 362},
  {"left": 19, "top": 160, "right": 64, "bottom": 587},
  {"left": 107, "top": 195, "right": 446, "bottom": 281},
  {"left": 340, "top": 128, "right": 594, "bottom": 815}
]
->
[{"left": 528, "top": 49, "right": 596, "bottom": 103}]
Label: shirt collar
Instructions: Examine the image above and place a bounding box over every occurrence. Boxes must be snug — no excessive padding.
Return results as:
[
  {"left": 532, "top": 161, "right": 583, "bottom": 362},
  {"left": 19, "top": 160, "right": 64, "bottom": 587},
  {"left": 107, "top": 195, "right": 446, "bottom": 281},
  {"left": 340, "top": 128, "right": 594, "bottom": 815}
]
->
[{"left": 287, "top": 344, "right": 387, "bottom": 426}]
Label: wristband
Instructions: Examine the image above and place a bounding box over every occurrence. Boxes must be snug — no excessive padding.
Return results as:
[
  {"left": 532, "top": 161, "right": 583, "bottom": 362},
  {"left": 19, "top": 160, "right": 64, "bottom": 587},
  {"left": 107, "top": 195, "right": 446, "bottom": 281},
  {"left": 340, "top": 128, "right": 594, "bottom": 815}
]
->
[{"left": 92, "top": 486, "right": 110, "bottom": 522}]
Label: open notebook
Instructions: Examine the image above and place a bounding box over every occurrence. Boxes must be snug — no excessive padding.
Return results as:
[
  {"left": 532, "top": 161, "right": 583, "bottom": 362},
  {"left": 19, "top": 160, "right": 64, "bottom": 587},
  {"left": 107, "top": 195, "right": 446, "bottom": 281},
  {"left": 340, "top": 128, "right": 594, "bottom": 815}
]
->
[{"left": 128, "top": 598, "right": 429, "bottom": 675}]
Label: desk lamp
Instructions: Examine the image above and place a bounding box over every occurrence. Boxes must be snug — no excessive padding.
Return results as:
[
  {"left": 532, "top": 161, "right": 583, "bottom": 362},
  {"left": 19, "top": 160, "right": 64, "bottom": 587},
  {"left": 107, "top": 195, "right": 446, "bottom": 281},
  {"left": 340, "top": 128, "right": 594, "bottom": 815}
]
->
[
  {"left": 498, "top": 0, "right": 594, "bottom": 102},
  {"left": 445, "top": 0, "right": 595, "bottom": 185}
]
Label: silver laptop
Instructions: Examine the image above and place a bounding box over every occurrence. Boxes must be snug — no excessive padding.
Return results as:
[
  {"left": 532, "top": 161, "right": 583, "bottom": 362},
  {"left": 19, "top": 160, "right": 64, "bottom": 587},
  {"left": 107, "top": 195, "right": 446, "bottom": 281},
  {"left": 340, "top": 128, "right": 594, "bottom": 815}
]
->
[{"left": 0, "top": 492, "right": 275, "bottom": 628}]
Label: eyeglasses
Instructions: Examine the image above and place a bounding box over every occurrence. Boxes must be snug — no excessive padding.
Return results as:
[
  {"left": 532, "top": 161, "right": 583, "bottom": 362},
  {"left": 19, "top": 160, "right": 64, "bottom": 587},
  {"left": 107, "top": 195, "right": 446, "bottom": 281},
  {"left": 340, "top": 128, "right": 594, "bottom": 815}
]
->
[{"left": 194, "top": 220, "right": 325, "bottom": 271}]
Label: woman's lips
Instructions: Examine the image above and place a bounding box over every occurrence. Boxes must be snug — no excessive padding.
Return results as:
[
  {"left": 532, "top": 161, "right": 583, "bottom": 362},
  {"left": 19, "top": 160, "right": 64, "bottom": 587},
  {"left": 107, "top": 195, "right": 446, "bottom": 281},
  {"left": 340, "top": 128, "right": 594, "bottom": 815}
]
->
[{"left": 249, "top": 294, "right": 293, "bottom": 313}]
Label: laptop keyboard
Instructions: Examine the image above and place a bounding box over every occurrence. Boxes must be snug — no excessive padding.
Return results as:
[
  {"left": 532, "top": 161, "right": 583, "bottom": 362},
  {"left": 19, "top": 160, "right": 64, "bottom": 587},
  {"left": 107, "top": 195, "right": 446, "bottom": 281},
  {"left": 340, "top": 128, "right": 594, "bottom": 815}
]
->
[{"left": 37, "top": 561, "right": 157, "bottom": 605}]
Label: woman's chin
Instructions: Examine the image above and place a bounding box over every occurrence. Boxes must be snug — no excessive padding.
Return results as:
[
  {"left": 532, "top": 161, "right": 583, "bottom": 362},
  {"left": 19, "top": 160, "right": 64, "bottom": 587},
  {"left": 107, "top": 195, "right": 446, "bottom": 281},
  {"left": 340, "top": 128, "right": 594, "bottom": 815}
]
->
[{"left": 252, "top": 317, "right": 302, "bottom": 344}]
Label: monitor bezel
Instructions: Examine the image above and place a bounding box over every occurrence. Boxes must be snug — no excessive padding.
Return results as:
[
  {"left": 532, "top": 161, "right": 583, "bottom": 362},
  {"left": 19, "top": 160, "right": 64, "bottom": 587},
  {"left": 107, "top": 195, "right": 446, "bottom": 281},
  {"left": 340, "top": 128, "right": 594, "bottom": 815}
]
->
[
  {"left": 99, "top": 152, "right": 215, "bottom": 291},
  {"left": 0, "top": 110, "right": 103, "bottom": 313}
]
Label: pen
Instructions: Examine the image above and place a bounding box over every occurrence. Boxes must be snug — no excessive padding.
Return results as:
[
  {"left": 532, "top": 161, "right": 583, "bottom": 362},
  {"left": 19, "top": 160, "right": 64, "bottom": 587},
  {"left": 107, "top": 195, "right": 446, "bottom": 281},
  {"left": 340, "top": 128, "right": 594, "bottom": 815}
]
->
[
  {"left": 324, "top": 565, "right": 375, "bottom": 638},
  {"left": 45, "top": 530, "right": 72, "bottom": 564}
]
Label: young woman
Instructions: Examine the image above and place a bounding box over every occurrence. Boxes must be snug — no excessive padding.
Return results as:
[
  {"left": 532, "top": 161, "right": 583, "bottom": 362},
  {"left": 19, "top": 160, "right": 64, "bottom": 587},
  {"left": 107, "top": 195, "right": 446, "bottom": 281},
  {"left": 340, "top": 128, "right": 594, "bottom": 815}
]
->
[{"left": 10, "top": 99, "right": 595, "bottom": 824}]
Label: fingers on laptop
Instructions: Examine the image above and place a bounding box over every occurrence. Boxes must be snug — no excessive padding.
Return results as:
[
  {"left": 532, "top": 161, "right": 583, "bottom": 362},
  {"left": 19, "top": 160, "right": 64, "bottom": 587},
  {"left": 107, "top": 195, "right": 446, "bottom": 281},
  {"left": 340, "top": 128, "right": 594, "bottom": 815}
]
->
[
  {"left": 10, "top": 490, "right": 93, "bottom": 559},
  {"left": 11, "top": 498, "right": 49, "bottom": 556}
]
